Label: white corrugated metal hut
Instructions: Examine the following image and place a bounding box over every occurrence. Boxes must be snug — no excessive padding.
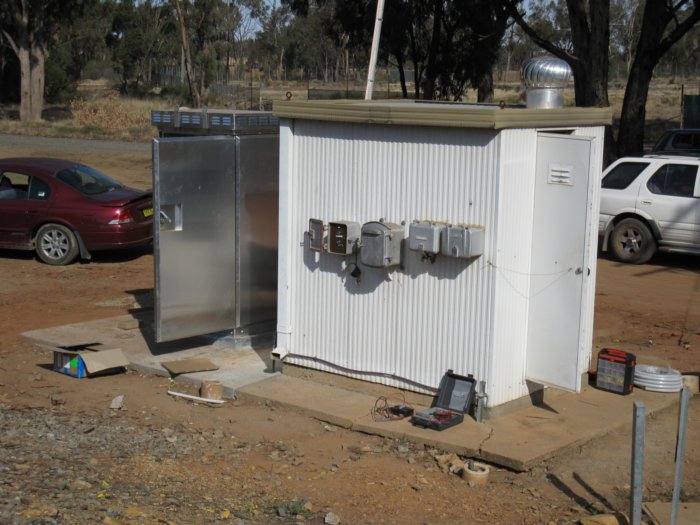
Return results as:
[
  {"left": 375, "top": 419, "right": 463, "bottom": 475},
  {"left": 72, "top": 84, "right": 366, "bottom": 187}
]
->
[{"left": 272, "top": 99, "right": 610, "bottom": 409}]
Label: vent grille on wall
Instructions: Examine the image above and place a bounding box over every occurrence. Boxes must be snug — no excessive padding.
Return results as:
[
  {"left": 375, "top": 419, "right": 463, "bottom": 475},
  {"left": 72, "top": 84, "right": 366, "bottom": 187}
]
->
[{"left": 548, "top": 163, "right": 574, "bottom": 186}]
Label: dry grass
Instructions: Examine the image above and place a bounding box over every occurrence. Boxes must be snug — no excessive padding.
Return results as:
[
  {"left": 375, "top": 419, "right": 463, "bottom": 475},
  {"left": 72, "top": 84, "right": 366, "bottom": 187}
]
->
[
  {"left": 70, "top": 91, "right": 152, "bottom": 139},
  {"left": 0, "top": 90, "right": 157, "bottom": 142},
  {"left": 0, "top": 77, "right": 694, "bottom": 147}
]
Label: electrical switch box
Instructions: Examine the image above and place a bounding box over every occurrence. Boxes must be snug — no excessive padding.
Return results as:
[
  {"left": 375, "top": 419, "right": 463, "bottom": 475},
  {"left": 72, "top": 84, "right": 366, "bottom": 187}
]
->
[
  {"left": 328, "top": 221, "right": 360, "bottom": 255},
  {"left": 360, "top": 221, "right": 404, "bottom": 268},
  {"left": 308, "top": 219, "right": 325, "bottom": 252},
  {"left": 408, "top": 221, "right": 445, "bottom": 254},
  {"left": 441, "top": 225, "right": 485, "bottom": 259}
]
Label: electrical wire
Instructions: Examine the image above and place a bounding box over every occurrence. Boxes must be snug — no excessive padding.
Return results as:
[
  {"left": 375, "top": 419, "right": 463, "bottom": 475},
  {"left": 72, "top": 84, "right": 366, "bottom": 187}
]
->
[{"left": 371, "top": 392, "right": 414, "bottom": 422}]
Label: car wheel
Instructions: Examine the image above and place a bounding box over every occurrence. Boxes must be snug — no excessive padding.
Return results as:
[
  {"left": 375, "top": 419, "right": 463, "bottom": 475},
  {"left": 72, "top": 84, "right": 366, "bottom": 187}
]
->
[
  {"left": 610, "top": 218, "right": 656, "bottom": 264},
  {"left": 35, "top": 224, "right": 80, "bottom": 265}
]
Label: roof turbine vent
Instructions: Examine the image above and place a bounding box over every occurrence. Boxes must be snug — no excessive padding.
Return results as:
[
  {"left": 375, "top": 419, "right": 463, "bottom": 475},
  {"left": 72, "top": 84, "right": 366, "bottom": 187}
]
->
[{"left": 521, "top": 57, "right": 572, "bottom": 109}]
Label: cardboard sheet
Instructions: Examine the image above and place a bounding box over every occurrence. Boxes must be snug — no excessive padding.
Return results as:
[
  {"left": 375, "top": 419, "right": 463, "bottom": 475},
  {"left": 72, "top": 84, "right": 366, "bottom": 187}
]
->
[{"left": 161, "top": 358, "right": 219, "bottom": 375}]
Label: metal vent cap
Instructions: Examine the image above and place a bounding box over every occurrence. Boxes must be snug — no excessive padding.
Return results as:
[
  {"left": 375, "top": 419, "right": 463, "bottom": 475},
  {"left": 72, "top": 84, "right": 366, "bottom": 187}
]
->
[
  {"left": 521, "top": 57, "right": 572, "bottom": 89},
  {"left": 521, "top": 57, "right": 572, "bottom": 109}
]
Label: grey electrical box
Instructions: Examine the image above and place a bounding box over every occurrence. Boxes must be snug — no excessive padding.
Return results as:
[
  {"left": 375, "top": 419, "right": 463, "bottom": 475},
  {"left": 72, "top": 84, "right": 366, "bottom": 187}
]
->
[
  {"left": 360, "top": 221, "right": 404, "bottom": 268},
  {"left": 408, "top": 221, "right": 445, "bottom": 254},
  {"left": 441, "top": 225, "right": 485, "bottom": 259},
  {"left": 328, "top": 221, "right": 360, "bottom": 255},
  {"left": 308, "top": 219, "right": 325, "bottom": 252}
]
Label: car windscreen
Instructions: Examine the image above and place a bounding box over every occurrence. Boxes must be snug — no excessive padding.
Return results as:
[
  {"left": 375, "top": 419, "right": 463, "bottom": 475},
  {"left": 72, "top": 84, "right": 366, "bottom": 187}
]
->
[
  {"left": 602, "top": 162, "right": 649, "bottom": 189},
  {"left": 56, "top": 165, "right": 124, "bottom": 195}
]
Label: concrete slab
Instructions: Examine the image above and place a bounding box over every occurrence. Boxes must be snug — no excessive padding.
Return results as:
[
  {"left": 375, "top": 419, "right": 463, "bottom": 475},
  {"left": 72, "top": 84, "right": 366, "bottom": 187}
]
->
[
  {"left": 21, "top": 313, "right": 681, "bottom": 471},
  {"left": 21, "top": 312, "right": 277, "bottom": 398},
  {"left": 643, "top": 502, "right": 700, "bottom": 525},
  {"left": 236, "top": 373, "right": 678, "bottom": 471}
]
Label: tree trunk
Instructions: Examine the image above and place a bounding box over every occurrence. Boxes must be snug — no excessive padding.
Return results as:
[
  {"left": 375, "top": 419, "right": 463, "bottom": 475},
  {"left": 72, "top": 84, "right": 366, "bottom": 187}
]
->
[
  {"left": 422, "top": 0, "right": 443, "bottom": 100},
  {"left": 29, "top": 43, "right": 45, "bottom": 121},
  {"left": 616, "top": 59, "right": 655, "bottom": 156},
  {"left": 396, "top": 55, "right": 408, "bottom": 98},
  {"left": 279, "top": 48, "right": 284, "bottom": 81},
  {"left": 18, "top": 46, "right": 32, "bottom": 120},
  {"left": 3, "top": 3, "right": 44, "bottom": 122},
  {"left": 16, "top": 45, "right": 44, "bottom": 121},
  {"left": 477, "top": 71, "right": 494, "bottom": 103},
  {"left": 172, "top": 0, "right": 200, "bottom": 108},
  {"left": 616, "top": 0, "right": 700, "bottom": 155},
  {"left": 566, "top": 0, "right": 610, "bottom": 107}
]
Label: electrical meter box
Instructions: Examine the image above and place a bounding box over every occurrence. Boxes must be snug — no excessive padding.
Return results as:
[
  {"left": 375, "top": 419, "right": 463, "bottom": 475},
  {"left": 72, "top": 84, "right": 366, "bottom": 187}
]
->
[
  {"left": 408, "top": 221, "right": 445, "bottom": 254},
  {"left": 360, "top": 221, "right": 404, "bottom": 268},
  {"left": 308, "top": 219, "right": 325, "bottom": 252},
  {"left": 441, "top": 225, "right": 485, "bottom": 259},
  {"left": 328, "top": 221, "right": 360, "bottom": 255}
]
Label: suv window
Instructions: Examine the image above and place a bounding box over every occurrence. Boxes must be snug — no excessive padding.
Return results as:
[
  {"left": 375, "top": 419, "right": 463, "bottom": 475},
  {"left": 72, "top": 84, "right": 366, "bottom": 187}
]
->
[
  {"left": 647, "top": 164, "right": 698, "bottom": 197},
  {"left": 670, "top": 132, "right": 700, "bottom": 150},
  {"left": 652, "top": 130, "right": 700, "bottom": 155},
  {"left": 602, "top": 162, "right": 649, "bottom": 189}
]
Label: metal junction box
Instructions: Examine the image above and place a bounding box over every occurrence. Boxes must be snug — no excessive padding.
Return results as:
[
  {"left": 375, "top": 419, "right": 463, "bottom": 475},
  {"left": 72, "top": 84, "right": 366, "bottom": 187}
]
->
[
  {"left": 308, "top": 219, "right": 325, "bottom": 252},
  {"left": 328, "top": 221, "right": 360, "bottom": 255},
  {"left": 360, "top": 221, "right": 404, "bottom": 268},
  {"left": 151, "top": 107, "right": 279, "bottom": 343},
  {"left": 441, "top": 225, "right": 485, "bottom": 259},
  {"left": 408, "top": 221, "right": 445, "bottom": 254}
]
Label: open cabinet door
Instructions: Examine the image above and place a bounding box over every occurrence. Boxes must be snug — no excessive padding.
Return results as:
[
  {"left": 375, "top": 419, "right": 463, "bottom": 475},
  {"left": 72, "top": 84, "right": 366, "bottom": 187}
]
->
[
  {"left": 153, "top": 136, "right": 237, "bottom": 342},
  {"left": 525, "top": 133, "right": 593, "bottom": 392}
]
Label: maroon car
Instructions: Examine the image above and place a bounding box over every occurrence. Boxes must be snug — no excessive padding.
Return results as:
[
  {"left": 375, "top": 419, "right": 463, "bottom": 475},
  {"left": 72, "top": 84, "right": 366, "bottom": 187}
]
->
[{"left": 0, "top": 158, "right": 153, "bottom": 265}]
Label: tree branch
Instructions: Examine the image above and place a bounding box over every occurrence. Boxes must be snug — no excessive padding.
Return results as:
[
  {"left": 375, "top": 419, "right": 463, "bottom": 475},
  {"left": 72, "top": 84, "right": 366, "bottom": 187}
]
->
[
  {"left": 657, "top": 3, "right": 700, "bottom": 56},
  {"left": 500, "top": 0, "right": 578, "bottom": 63},
  {"left": 0, "top": 28, "right": 19, "bottom": 56}
]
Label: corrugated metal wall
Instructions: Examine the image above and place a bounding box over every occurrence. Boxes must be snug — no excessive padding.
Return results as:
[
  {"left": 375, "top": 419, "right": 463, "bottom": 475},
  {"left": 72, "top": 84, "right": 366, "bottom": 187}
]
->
[
  {"left": 279, "top": 120, "right": 503, "bottom": 394},
  {"left": 277, "top": 120, "right": 606, "bottom": 406}
]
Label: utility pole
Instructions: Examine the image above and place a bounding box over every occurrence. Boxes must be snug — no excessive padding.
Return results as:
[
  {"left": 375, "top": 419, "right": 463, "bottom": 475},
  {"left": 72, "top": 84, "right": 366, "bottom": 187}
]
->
[{"left": 365, "top": 0, "right": 385, "bottom": 100}]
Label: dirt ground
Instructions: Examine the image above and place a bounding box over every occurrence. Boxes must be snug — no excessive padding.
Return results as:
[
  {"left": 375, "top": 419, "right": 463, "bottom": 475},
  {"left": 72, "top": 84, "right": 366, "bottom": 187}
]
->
[{"left": 0, "top": 137, "right": 699, "bottom": 525}]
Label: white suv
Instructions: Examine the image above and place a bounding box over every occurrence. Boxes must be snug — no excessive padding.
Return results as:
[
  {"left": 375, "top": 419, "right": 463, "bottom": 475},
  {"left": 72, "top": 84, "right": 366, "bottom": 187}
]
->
[{"left": 599, "top": 155, "right": 700, "bottom": 264}]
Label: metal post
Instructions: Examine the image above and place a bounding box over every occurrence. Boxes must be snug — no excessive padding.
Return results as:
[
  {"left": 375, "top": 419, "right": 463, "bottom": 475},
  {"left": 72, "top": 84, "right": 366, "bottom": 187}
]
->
[
  {"left": 630, "top": 401, "right": 645, "bottom": 525},
  {"left": 670, "top": 387, "right": 691, "bottom": 525},
  {"left": 475, "top": 380, "right": 487, "bottom": 423},
  {"left": 681, "top": 84, "right": 685, "bottom": 129},
  {"left": 364, "top": 0, "right": 386, "bottom": 100}
]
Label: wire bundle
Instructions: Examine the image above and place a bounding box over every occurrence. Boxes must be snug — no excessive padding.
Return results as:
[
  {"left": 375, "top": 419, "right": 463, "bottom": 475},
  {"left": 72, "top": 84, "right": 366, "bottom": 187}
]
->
[
  {"left": 371, "top": 392, "right": 414, "bottom": 422},
  {"left": 633, "top": 364, "right": 683, "bottom": 393}
]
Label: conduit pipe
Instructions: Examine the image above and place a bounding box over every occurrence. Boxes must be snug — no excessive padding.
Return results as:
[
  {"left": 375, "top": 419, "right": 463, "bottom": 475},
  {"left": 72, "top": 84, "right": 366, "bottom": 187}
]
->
[{"left": 633, "top": 364, "right": 683, "bottom": 393}]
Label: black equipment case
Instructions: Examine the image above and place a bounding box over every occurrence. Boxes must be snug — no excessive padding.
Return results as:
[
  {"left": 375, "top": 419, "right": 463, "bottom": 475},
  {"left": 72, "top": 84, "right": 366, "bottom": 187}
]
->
[{"left": 411, "top": 370, "right": 476, "bottom": 431}]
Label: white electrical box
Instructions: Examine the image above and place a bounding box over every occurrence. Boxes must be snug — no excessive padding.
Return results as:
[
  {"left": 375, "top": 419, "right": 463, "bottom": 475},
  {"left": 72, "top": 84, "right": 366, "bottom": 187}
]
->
[
  {"left": 308, "top": 219, "right": 325, "bottom": 252},
  {"left": 441, "top": 225, "right": 485, "bottom": 259},
  {"left": 328, "top": 221, "right": 360, "bottom": 255},
  {"left": 408, "top": 221, "right": 445, "bottom": 254},
  {"left": 360, "top": 221, "right": 404, "bottom": 268}
]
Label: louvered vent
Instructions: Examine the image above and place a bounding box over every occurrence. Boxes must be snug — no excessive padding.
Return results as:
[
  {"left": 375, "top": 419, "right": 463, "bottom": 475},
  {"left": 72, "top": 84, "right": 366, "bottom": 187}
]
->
[{"left": 548, "top": 163, "right": 574, "bottom": 185}]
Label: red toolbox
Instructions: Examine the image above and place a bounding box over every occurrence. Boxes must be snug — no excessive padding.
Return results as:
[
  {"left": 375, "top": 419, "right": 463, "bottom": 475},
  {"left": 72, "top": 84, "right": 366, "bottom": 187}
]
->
[{"left": 595, "top": 348, "right": 636, "bottom": 395}]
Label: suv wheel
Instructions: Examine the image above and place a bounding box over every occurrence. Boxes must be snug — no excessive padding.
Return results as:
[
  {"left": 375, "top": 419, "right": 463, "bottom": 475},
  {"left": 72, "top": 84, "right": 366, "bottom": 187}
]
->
[{"left": 610, "top": 218, "right": 657, "bottom": 264}]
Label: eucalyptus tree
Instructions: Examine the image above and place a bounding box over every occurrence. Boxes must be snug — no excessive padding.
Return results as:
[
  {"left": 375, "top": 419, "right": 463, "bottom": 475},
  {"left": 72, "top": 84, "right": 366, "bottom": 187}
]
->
[
  {"left": 501, "top": 0, "right": 700, "bottom": 156},
  {"left": 0, "top": 0, "right": 88, "bottom": 120}
]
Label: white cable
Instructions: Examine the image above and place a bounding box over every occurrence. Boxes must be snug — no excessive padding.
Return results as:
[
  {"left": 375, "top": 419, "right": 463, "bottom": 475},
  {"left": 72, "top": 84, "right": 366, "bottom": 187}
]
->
[
  {"left": 167, "top": 390, "right": 226, "bottom": 404},
  {"left": 634, "top": 364, "right": 683, "bottom": 393}
]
